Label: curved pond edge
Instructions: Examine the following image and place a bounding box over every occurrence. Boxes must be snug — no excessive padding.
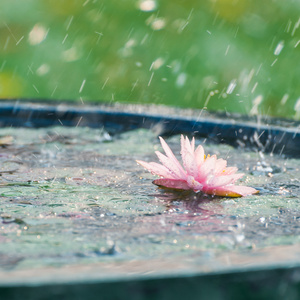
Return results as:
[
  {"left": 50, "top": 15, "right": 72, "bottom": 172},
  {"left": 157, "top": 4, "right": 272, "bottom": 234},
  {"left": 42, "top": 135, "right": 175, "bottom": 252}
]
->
[{"left": 0, "top": 100, "right": 299, "bottom": 158}]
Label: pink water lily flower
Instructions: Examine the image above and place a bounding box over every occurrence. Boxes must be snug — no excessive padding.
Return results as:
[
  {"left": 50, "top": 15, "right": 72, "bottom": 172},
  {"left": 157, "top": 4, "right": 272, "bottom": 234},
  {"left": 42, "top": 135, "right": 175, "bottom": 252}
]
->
[{"left": 137, "top": 135, "right": 259, "bottom": 197}]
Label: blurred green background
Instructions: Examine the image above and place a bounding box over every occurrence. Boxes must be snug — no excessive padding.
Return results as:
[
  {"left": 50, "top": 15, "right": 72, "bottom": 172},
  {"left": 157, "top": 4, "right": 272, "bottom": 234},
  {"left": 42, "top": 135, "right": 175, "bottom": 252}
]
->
[{"left": 0, "top": 0, "right": 300, "bottom": 119}]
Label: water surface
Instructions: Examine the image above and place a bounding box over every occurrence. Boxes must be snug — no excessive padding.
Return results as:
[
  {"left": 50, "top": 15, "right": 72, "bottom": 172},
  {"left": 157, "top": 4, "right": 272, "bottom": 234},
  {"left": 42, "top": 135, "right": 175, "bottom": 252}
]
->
[{"left": 0, "top": 127, "right": 299, "bottom": 272}]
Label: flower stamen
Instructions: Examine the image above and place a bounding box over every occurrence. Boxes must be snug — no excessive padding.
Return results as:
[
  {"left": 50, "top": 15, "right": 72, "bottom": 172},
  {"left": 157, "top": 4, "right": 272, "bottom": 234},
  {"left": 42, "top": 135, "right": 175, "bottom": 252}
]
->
[{"left": 204, "top": 154, "right": 211, "bottom": 160}]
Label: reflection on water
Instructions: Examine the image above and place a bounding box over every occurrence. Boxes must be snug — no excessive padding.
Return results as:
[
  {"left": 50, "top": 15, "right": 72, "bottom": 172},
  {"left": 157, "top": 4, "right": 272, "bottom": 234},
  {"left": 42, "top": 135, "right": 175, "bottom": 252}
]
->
[{"left": 0, "top": 127, "right": 299, "bottom": 271}]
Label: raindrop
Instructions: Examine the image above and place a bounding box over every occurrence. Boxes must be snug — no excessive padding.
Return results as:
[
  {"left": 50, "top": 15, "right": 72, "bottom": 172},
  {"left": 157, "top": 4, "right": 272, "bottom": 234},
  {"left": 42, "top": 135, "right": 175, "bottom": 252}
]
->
[
  {"left": 294, "top": 98, "right": 300, "bottom": 111},
  {"left": 62, "top": 33, "right": 68, "bottom": 44},
  {"left": 3, "top": 21, "right": 17, "bottom": 43},
  {"left": 83, "top": 0, "right": 90, "bottom": 6},
  {"left": 225, "top": 45, "right": 230, "bottom": 56},
  {"left": 51, "top": 85, "right": 58, "bottom": 97},
  {"left": 148, "top": 72, "right": 154, "bottom": 86},
  {"left": 79, "top": 79, "right": 86, "bottom": 93},
  {"left": 256, "top": 63, "right": 263, "bottom": 76},
  {"left": 151, "top": 18, "right": 166, "bottom": 31},
  {"left": 32, "top": 85, "right": 40, "bottom": 94},
  {"left": 226, "top": 79, "right": 237, "bottom": 94},
  {"left": 131, "top": 79, "right": 139, "bottom": 92},
  {"left": 251, "top": 82, "right": 258, "bottom": 94},
  {"left": 95, "top": 32, "right": 103, "bottom": 44},
  {"left": 36, "top": 64, "right": 50, "bottom": 76},
  {"left": 101, "top": 77, "right": 109, "bottom": 90},
  {"left": 66, "top": 16, "right": 74, "bottom": 31},
  {"left": 280, "top": 94, "right": 289, "bottom": 105},
  {"left": 294, "top": 98, "right": 300, "bottom": 118},
  {"left": 270, "top": 58, "right": 278, "bottom": 67},
  {"left": 141, "top": 34, "right": 148, "bottom": 44},
  {"left": 274, "top": 40, "right": 284, "bottom": 55},
  {"left": 125, "top": 39, "right": 136, "bottom": 48},
  {"left": 285, "top": 19, "right": 292, "bottom": 33},
  {"left": 28, "top": 24, "right": 48, "bottom": 45},
  {"left": 16, "top": 36, "right": 24, "bottom": 46},
  {"left": 27, "top": 64, "right": 34, "bottom": 75},
  {"left": 76, "top": 116, "right": 83, "bottom": 127},
  {"left": 62, "top": 47, "right": 80, "bottom": 62},
  {"left": 149, "top": 57, "right": 164, "bottom": 70},
  {"left": 176, "top": 73, "right": 187, "bottom": 88},
  {"left": 139, "top": 0, "right": 157, "bottom": 12},
  {"left": 3, "top": 37, "right": 10, "bottom": 51},
  {"left": 235, "top": 234, "right": 245, "bottom": 243},
  {"left": 250, "top": 95, "right": 263, "bottom": 115},
  {"left": 291, "top": 17, "right": 300, "bottom": 36}
]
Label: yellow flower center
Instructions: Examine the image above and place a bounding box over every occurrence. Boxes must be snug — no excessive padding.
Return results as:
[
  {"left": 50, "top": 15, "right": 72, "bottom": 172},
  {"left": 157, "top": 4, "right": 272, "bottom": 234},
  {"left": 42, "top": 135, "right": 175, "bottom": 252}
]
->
[{"left": 204, "top": 154, "right": 210, "bottom": 160}]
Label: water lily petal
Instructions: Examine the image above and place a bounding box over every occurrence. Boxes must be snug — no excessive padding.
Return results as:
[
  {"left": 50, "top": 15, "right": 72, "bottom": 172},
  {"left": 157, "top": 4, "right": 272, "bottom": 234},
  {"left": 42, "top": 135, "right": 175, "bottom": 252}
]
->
[
  {"left": 190, "top": 136, "right": 195, "bottom": 152},
  {"left": 194, "top": 145, "right": 205, "bottom": 168},
  {"left": 136, "top": 160, "right": 176, "bottom": 178},
  {"left": 186, "top": 152, "right": 199, "bottom": 178},
  {"left": 204, "top": 185, "right": 259, "bottom": 197},
  {"left": 222, "top": 167, "right": 238, "bottom": 175},
  {"left": 155, "top": 151, "right": 186, "bottom": 179},
  {"left": 185, "top": 135, "right": 194, "bottom": 153},
  {"left": 181, "top": 151, "right": 198, "bottom": 179},
  {"left": 159, "top": 137, "right": 186, "bottom": 177},
  {"left": 198, "top": 155, "right": 216, "bottom": 181},
  {"left": 153, "top": 178, "right": 190, "bottom": 190},
  {"left": 226, "top": 185, "right": 259, "bottom": 196},
  {"left": 187, "top": 175, "right": 203, "bottom": 191},
  {"left": 180, "top": 135, "right": 188, "bottom": 159},
  {"left": 208, "top": 173, "right": 244, "bottom": 188},
  {"left": 214, "top": 158, "right": 227, "bottom": 175},
  {"left": 180, "top": 135, "right": 199, "bottom": 178}
]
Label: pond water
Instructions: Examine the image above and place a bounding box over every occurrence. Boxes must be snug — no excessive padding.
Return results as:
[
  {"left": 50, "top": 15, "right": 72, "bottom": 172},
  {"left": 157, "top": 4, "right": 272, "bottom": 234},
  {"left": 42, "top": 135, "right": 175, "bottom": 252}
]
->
[{"left": 0, "top": 126, "right": 299, "bottom": 274}]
